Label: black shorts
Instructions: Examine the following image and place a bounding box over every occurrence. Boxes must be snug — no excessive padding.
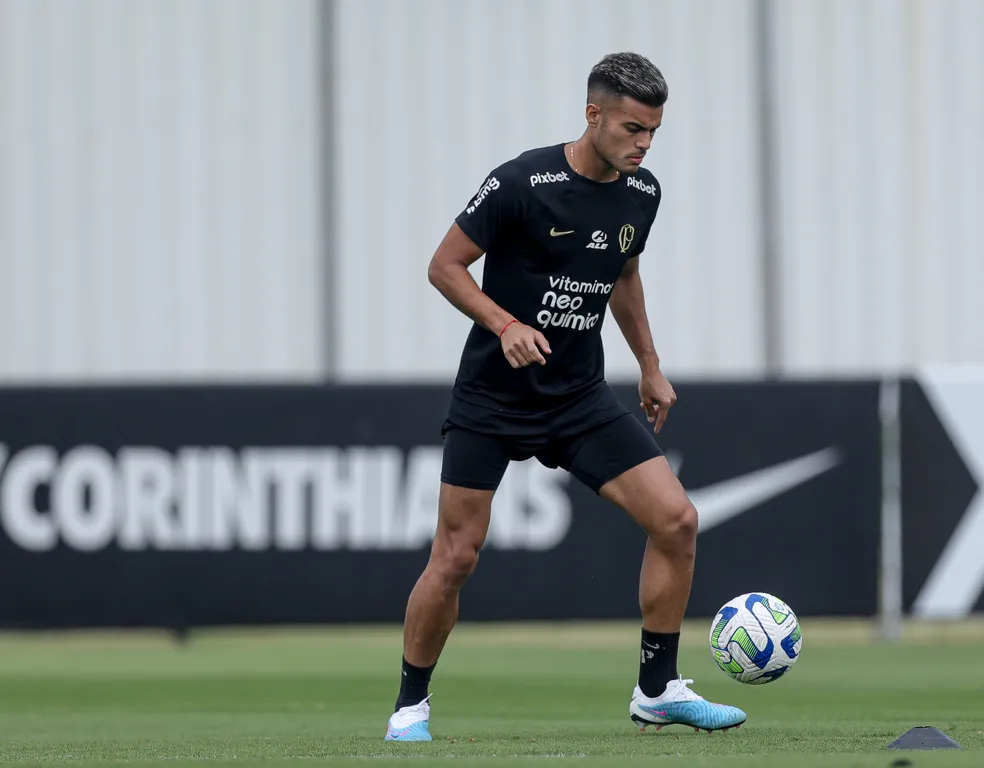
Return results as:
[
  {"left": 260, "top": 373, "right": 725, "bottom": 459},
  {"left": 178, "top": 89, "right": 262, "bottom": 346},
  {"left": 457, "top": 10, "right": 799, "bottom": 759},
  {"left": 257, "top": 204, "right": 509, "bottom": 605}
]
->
[{"left": 440, "top": 412, "right": 664, "bottom": 494}]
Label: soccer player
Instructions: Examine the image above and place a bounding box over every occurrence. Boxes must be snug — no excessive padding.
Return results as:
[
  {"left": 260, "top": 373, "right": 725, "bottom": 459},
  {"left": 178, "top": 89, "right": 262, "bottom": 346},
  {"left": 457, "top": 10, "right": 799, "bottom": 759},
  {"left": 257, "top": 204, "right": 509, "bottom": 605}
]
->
[{"left": 384, "top": 52, "right": 746, "bottom": 741}]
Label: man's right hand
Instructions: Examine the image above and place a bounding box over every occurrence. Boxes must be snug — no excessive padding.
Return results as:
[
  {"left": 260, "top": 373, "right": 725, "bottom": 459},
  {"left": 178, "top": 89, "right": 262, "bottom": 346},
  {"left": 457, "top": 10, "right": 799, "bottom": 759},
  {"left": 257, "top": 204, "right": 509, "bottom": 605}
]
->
[{"left": 500, "top": 321, "right": 551, "bottom": 368}]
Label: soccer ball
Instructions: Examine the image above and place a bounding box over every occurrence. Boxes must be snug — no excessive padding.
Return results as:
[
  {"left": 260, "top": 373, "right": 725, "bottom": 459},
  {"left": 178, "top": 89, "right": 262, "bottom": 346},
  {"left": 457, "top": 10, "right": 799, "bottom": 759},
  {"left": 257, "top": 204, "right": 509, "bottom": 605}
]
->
[{"left": 708, "top": 592, "right": 802, "bottom": 684}]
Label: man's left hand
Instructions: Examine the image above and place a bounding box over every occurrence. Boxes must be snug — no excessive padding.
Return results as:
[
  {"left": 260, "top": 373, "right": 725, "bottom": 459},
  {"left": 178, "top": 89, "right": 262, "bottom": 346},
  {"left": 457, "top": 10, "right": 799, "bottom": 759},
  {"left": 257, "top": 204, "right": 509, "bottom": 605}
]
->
[{"left": 639, "top": 368, "right": 677, "bottom": 434}]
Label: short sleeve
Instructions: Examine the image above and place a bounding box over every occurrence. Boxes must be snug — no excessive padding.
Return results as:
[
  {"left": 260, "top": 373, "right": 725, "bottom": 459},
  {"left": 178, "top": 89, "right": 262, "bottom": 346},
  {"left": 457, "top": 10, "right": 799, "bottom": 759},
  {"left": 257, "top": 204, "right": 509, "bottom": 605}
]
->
[
  {"left": 454, "top": 168, "right": 523, "bottom": 253},
  {"left": 633, "top": 178, "right": 662, "bottom": 256}
]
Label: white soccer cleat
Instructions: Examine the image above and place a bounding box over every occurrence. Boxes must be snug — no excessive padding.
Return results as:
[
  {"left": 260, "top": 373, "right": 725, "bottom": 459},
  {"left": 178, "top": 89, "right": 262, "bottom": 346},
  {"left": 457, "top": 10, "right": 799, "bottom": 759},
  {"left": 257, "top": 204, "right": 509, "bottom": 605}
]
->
[
  {"left": 629, "top": 677, "right": 747, "bottom": 733},
  {"left": 384, "top": 695, "right": 433, "bottom": 742}
]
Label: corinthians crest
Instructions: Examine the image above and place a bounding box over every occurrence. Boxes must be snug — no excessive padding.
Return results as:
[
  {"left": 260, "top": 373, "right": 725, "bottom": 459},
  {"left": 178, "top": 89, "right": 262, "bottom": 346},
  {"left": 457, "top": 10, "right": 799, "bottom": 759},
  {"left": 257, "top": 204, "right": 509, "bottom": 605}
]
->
[{"left": 619, "top": 224, "right": 635, "bottom": 254}]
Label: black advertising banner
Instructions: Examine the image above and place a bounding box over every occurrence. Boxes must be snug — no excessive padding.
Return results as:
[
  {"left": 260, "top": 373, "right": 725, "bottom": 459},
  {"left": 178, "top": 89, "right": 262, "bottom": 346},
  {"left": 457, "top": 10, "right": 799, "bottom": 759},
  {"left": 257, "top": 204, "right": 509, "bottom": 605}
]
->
[
  {"left": 901, "top": 371, "right": 984, "bottom": 618},
  {"left": 642, "top": 381, "right": 881, "bottom": 619},
  {"left": 0, "top": 381, "right": 881, "bottom": 629}
]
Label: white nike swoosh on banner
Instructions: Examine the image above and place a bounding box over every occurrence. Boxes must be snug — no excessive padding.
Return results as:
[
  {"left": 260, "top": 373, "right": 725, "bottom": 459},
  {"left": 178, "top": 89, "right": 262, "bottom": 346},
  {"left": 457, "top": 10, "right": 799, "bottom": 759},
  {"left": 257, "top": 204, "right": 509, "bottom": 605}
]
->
[{"left": 682, "top": 448, "right": 843, "bottom": 533}]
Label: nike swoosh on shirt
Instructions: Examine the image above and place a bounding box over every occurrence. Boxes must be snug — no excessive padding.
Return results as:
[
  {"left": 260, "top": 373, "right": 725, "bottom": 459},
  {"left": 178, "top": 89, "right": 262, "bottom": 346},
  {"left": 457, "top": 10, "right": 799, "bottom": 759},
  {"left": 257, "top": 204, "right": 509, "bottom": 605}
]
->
[
  {"left": 679, "top": 447, "right": 843, "bottom": 533},
  {"left": 550, "top": 227, "right": 574, "bottom": 236}
]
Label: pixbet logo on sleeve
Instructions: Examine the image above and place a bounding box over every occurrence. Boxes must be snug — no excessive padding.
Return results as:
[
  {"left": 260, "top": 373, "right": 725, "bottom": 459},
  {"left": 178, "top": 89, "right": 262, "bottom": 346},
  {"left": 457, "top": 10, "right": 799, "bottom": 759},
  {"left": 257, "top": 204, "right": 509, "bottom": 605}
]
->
[{"left": 627, "top": 175, "right": 658, "bottom": 196}]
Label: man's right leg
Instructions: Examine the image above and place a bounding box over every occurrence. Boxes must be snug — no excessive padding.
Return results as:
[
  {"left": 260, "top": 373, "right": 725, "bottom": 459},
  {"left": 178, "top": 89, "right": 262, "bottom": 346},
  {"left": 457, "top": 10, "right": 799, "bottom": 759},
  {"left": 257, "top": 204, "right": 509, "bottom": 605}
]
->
[
  {"left": 385, "top": 426, "right": 510, "bottom": 742},
  {"left": 399, "top": 480, "right": 494, "bottom": 695}
]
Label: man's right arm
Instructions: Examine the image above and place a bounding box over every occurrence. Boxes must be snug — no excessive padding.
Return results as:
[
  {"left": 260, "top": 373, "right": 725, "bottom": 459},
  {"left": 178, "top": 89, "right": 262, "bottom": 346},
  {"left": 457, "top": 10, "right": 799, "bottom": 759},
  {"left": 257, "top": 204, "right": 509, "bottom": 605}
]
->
[
  {"left": 427, "top": 223, "right": 551, "bottom": 368},
  {"left": 426, "top": 223, "right": 515, "bottom": 338}
]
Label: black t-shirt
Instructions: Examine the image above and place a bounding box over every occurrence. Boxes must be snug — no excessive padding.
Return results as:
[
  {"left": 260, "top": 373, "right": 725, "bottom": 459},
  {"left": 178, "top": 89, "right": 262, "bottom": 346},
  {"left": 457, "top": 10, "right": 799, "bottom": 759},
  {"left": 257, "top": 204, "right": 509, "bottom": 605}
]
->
[{"left": 446, "top": 142, "right": 662, "bottom": 436}]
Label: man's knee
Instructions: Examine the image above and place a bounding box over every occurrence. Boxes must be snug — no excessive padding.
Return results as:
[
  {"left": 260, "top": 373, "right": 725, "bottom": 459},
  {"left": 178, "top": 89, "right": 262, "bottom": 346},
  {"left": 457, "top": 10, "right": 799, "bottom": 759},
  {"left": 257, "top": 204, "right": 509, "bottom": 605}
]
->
[
  {"left": 427, "top": 483, "right": 493, "bottom": 591},
  {"left": 651, "top": 498, "right": 698, "bottom": 555},
  {"left": 600, "top": 457, "right": 698, "bottom": 553},
  {"left": 435, "top": 535, "right": 483, "bottom": 584}
]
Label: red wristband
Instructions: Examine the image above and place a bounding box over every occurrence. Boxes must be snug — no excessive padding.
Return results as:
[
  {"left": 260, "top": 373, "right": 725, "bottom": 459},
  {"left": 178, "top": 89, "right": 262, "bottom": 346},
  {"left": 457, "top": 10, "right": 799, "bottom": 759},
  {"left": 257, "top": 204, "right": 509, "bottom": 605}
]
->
[{"left": 498, "top": 319, "right": 518, "bottom": 338}]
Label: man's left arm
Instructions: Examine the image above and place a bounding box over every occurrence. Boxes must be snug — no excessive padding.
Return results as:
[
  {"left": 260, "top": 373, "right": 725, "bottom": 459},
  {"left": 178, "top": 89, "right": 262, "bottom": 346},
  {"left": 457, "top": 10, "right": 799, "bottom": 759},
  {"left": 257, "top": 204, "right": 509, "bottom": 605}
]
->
[{"left": 609, "top": 256, "right": 677, "bottom": 433}]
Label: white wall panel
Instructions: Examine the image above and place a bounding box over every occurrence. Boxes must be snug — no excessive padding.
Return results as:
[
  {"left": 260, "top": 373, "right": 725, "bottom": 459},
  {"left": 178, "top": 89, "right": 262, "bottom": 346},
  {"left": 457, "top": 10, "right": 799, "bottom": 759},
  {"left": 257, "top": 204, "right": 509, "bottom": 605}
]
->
[
  {"left": 333, "top": 0, "right": 764, "bottom": 381},
  {"left": 7, "top": 1, "right": 976, "bottom": 383},
  {"left": 0, "top": 0, "right": 322, "bottom": 381},
  {"left": 771, "top": 0, "right": 984, "bottom": 374}
]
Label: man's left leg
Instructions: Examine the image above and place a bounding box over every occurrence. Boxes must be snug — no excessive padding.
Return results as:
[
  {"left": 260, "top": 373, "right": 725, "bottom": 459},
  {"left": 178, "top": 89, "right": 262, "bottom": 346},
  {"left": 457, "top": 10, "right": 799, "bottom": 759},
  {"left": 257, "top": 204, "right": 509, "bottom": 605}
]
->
[{"left": 562, "top": 413, "right": 746, "bottom": 733}]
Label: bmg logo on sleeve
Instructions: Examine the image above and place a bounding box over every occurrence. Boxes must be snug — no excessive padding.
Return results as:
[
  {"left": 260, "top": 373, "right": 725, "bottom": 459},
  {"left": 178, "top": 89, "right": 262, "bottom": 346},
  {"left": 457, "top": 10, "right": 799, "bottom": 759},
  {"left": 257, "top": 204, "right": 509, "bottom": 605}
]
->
[{"left": 466, "top": 176, "right": 500, "bottom": 214}]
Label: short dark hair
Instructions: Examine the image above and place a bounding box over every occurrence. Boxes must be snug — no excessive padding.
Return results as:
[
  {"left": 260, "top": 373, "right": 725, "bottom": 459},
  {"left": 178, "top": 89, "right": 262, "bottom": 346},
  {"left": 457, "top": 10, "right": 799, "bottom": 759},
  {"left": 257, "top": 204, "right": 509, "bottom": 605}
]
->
[{"left": 587, "top": 52, "right": 668, "bottom": 109}]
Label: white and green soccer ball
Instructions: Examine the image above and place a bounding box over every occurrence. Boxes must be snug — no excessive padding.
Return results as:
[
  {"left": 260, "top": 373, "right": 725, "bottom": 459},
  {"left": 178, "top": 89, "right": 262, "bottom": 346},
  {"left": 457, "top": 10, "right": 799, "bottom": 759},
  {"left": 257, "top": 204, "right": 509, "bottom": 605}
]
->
[{"left": 708, "top": 592, "right": 802, "bottom": 684}]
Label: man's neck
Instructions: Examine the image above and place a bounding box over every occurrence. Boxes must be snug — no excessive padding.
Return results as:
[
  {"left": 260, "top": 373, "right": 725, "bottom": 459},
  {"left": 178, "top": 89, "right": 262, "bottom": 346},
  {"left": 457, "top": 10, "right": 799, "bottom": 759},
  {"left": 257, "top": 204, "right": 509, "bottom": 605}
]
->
[{"left": 567, "top": 139, "right": 619, "bottom": 183}]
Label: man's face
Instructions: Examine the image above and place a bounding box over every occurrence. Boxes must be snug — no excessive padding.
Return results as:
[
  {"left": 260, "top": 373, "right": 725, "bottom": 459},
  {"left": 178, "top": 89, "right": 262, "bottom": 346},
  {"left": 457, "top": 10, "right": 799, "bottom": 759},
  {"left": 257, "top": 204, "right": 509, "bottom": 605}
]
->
[{"left": 589, "top": 96, "right": 663, "bottom": 175}]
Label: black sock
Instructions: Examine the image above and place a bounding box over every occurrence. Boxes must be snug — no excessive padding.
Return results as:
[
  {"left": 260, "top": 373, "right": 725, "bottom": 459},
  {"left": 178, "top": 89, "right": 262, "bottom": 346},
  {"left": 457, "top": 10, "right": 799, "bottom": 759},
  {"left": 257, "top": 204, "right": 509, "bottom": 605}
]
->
[
  {"left": 638, "top": 629, "right": 680, "bottom": 698},
  {"left": 395, "top": 656, "right": 436, "bottom": 711}
]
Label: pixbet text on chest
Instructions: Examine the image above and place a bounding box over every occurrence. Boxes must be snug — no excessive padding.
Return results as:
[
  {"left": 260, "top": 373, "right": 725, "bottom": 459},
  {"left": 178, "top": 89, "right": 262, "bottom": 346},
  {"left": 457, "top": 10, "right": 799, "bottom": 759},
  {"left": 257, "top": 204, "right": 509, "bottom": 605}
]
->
[{"left": 536, "top": 275, "right": 613, "bottom": 330}]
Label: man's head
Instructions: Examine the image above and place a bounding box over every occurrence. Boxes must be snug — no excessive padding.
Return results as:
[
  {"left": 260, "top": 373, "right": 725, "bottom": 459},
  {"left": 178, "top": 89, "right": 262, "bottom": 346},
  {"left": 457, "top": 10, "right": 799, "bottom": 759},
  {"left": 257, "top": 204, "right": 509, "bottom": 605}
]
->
[{"left": 584, "top": 52, "right": 667, "bottom": 175}]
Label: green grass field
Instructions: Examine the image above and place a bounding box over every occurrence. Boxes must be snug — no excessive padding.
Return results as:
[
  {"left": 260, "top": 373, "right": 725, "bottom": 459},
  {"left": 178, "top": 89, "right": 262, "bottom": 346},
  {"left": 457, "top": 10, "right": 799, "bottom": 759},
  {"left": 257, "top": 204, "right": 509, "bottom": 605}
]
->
[{"left": 0, "top": 618, "right": 982, "bottom": 767}]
